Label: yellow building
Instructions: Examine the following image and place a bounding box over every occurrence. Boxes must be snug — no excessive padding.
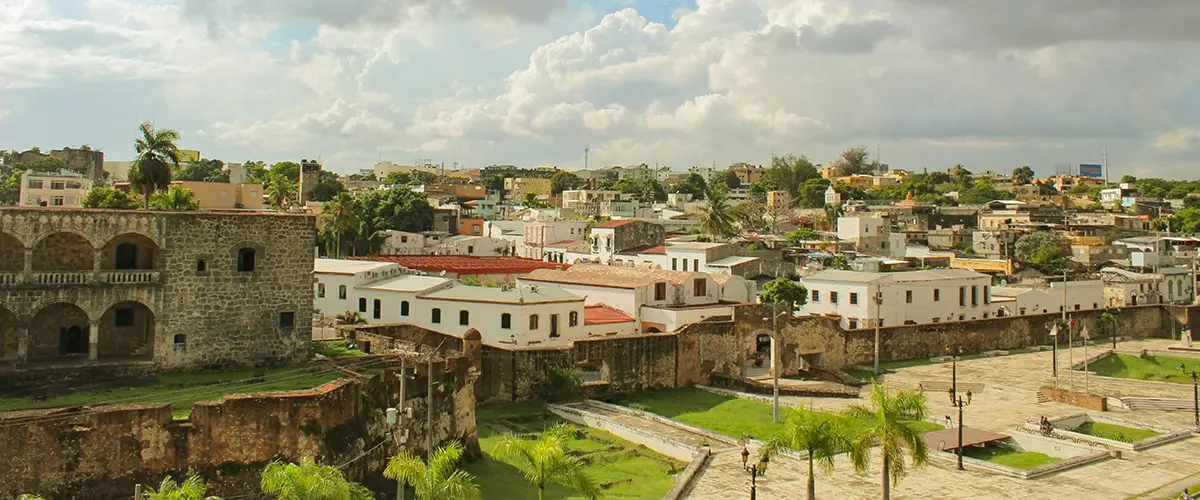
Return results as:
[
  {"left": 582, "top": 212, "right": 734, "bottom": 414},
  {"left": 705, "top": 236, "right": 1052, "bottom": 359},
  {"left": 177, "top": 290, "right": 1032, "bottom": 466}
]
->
[
  {"left": 177, "top": 150, "right": 201, "bottom": 163},
  {"left": 174, "top": 181, "right": 263, "bottom": 210}
]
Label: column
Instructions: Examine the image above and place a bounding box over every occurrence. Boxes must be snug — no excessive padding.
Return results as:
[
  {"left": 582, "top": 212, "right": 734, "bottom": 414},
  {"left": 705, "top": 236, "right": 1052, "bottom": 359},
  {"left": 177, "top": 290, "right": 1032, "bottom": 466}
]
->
[
  {"left": 88, "top": 320, "right": 99, "bottom": 363},
  {"left": 22, "top": 248, "right": 32, "bottom": 282},
  {"left": 15, "top": 325, "right": 28, "bottom": 368},
  {"left": 93, "top": 249, "right": 102, "bottom": 281}
]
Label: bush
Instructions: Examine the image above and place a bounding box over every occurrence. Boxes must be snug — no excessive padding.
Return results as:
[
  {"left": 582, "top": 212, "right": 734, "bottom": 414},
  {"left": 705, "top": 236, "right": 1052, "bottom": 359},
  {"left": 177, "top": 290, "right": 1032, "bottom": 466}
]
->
[{"left": 535, "top": 366, "right": 584, "bottom": 402}]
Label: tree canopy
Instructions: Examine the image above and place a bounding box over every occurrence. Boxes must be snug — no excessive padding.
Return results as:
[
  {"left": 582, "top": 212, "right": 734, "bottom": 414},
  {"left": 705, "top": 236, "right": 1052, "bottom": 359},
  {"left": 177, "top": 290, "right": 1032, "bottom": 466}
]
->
[
  {"left": 1014, "top": 230, "right": 1071, "bottom": 273},
  {"left": 83, "top": 187, "right": 139, "bottom": 209},
  {"left": 175, "top": 159, "right": 229, "bottom": 183},
  {"left": 550, "top": 171, "right": 585, "bottom": 195},
  {"left": 760, "top": 278, "right": 808, "bottom": 312}
]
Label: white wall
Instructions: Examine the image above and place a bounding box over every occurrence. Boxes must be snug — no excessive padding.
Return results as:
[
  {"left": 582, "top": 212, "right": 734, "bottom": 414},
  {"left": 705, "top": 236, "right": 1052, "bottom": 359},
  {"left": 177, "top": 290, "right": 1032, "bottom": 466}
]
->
[
  {"left": 526, "top": 282, "right": 642, "bottom": 317},
  {"left": 800, "top": 276, "right": 996, "bottom": 328},
  {"left": 640, "top": 304, "right": 735, "bottom": 332},
  {"left": 379, "top": 231, "right": 425, "bottom": 255}
]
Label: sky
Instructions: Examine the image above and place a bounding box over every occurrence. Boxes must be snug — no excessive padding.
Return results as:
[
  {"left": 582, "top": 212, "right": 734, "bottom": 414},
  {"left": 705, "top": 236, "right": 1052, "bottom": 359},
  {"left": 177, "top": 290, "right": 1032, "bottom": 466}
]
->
[{"left": 2, "top": 0, "right": 1200, "bottom": 179}]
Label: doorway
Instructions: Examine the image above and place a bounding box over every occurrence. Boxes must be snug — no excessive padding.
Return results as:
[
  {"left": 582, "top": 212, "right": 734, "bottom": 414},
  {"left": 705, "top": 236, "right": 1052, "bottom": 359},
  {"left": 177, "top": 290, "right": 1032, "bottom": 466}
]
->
[
  {"left": 60, "top": 325, "right": 87, "bottom": 355},
  {"left": 550, "top": 314, "right": 560, "bottom": 337},
  {"left": 115, "top": 243, "right": 138, "bottom": 270}
]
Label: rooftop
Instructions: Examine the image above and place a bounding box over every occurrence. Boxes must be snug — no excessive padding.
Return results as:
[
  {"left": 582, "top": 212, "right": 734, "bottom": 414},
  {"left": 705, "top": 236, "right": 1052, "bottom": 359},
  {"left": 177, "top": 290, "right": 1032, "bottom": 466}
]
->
[
  {"left": 708, "top": 255, "right": 759, "bottom": 267},
  {"left": 418, "top": 284, "right": 582, "bottom": 304},
  {"left": 314, "top": 259, "right": 397, "bottom": 275},
  {"left": 639, "top": 246, "right": 667, "bottom": 255},
  {"left": 593, "top": 219, "right": 643, "bottom": 229},
  {"left": 545, "top": 239, "right": 585, "bottom": 249},
  {"left": 666, "top": 242, "right": 728, "bottom": 251},
  {"left": 523, "top": 264, "right": 699, "bottom": 289},
  {"left": 583, "top": 304, "right": 635, "bottom": 325},
  {"left": 361, "top": 274, "right": 451, "bottom": 293},
  {"left": 803, "top": 268, "right": 987, "bottom": 284},
  {"left": 355, "top": 255, "right": 567, "bottom": 276}
]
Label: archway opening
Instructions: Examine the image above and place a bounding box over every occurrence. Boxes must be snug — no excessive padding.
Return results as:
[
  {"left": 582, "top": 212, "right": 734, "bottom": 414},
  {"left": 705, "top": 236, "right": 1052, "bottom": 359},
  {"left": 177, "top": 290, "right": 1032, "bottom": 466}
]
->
[
  {"left": 32, "top": 232, "right": 93, "bottom": 271},
  {"left": 0, "top": 306, "right": 18, "bottom": 363},
  {"left": 101, "top": 233, "right": 158, "bottom": 270},
  {"left": 755, "top": 334, "right": 772, "bottom": 353},
  {"left": 29, "top": 303, "right": 90, "bottom": 361},
  {"left": 98, "top": 301, "right": 156, "bottom": 360},
  {"left": 0, "top": 232, "right": 24, "bottom": 272}
]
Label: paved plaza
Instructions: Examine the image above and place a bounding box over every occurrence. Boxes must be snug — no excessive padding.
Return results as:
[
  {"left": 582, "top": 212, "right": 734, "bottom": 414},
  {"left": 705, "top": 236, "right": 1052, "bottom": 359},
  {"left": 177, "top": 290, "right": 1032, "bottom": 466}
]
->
[{"left": 675, "top": 340, "right": 1200, "bottom": 499}]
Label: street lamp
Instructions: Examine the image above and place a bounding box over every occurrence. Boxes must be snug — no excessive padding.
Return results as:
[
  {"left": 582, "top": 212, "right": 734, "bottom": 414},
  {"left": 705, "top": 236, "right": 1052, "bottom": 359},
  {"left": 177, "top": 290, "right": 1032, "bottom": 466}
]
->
[
  {"left": 740, "top": 440, "right": 769, "bottom": 500},
  {"left": 1181, "top": 363, "right": 1199, "bottom": 432},
  {"left": 948, "top": 388, "right": 974, "bottom": 471},
  {"left": 946, "top": 346, "right": 964, "bottom": 401}
]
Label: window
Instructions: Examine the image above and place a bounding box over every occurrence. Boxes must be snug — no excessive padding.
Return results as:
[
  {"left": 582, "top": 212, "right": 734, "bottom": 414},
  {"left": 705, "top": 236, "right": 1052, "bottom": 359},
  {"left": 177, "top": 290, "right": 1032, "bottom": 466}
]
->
[
  {"left": 906, "top": 290, "right": 913, "bottom": 304},
  {"left": 373, "top": 299, "right": 381, "bottom": 319},
  {"left": 693, "top": 259, "right": 699, "bottom": 271},
  {"left": 850, "top": 293, "right": 859, "bottom": 305},
  {"left": 317, "top": 283, "right": 326, "bottom": 298},
  {"left": 529, "top": 314, "right": 539, "bottom": 330},
  {"left": 279, "top": 312, "right": 295, "bottom": 328},
  {"left": 655, "top": 282, "right": 667, "bottom": 301},
  {"left": 196, "top": 259, "right": 207, "bottom": 272},
  {"left": 971, "top": 286, "right": 978, "bottom": 306},
  {"left": 27, "top": 179, "right": 42, "bottom": 189},
  {"left": 173, "top": 334, "right": 186, "bottom": 345},
  {"left": 358, "top": 298, "right": 367, "bottom": 313},
  {"left": 671, "top": 258, "right": 678, "bottom": 270},
  {"left": 467, "top": 246, "right": 474, "bottom": 254},
  {"left": 984, "top": 286, "right": 990, "bottom": 304},
  {"left": 693, "top": 278, "right": 707, "bottom": 297},
  {"left": 683, "top": 260, "right": 688, "bottom": 271},
  {"left": 50, "top": 181, "right": 65, "bottom": 190},
  {"left": 338, "top": 285, "right": 347, "bottom": 300},
  {"left": 459, "top": 310, "right": 470, "bottom": 325},
  {"left": 831, "top": 291, "right": 839, "bottom": 304},
  {"left": 501, "top": 313, "right": 512, "bottom": 329},
  {"left": 848, "top": 320, "right": 858, "bottom": 329},
  {"left": 811, "top": 290, "right": 820, "bottom": 302},
  {"left": 237, "top": 248, "right": 256, "bottom": 272},
  {"left": 51, "top": 196, "right": 64, "bottom": 206},
  {"left": 401, "top": 236, "right": 409, "bottom": 243},
  {"left": 1074, "top": 304, "right": 1081, "bottom": 311},
  {"left": 933, "top": 289, "right": 940, "bottom": 301},
  {"left": 550, "top": 314, "right": 560, "bottom": 337},
  {"left": 400, "top": 301, "right": 410, "bottom": 316},
  {"left": 431, "top": 308, "right": 442, "bottom": 324},
  {"left": 114, "top": 308, "right": 135, "bottom": 327},
  {"left": 569, "top": 311, "right": 578, "bottom": 327},
  {"left": 959, "top": 287, "right": 965, "bottom": 306}
]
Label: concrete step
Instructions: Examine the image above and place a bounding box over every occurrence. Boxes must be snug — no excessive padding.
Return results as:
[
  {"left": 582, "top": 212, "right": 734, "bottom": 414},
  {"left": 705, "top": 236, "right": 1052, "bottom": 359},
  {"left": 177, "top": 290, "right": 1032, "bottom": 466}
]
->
[{"left": 1122, "top": 397, "right": 1195, "bottom": 411}]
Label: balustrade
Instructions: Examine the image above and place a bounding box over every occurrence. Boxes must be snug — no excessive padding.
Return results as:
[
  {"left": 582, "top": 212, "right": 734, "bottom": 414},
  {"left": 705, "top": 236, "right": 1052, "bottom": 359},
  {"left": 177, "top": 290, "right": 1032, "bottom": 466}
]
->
[{"left": 0, "top": 270, "right": 162, "bottom": 287}]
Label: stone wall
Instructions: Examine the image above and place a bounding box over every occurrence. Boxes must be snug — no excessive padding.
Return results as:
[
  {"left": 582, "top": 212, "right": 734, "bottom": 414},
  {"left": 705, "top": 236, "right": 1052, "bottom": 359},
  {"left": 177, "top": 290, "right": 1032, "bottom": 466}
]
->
[
  {"left": 1040, "top": 386, "right": 1108, "bottom": 411},
  {"left": 0, "top": 356, "right": 479, "bottom": 499}
]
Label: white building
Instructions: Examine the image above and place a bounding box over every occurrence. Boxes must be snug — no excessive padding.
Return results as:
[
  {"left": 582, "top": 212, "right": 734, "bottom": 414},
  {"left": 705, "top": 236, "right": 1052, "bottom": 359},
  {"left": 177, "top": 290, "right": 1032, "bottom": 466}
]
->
[
  {"left": 824, "top": 186, "right": 841, "bottom": 206},
  {"left": 19, "top": 171, "right": 91, "bottom": 207},
  {"left": 837, "top": 215, "right": 891, "bottom": 253},
  {"left": 524, "top": 220, "right": 591, "bottom": 260},
  {"left": 1099, "top": 266, "right": 1192, "bottom": 306},
  {"left": 484, "top": 221, "right": 528, "bottom": 258},
  {"left": 800, "top": 269, "right": 993, "bottom": 329},
  {"left": 989, "top": 280, "right": 1104, "bottom": 317},
  {"left": 427, "top": 235, "right": 512, "bottom": 256}
]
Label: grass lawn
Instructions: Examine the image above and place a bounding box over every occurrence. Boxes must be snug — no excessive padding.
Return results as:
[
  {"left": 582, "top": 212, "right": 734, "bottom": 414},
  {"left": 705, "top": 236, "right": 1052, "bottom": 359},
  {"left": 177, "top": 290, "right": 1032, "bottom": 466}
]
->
[
  {"left": 1089, "top": 353, "right": 1200, "bottom": 385},
  {"left": 962, "top": 446, "right": 1060, "bottom": 470},
  {"left": 611, "top": 388, "right": 942, "bottom": 441},
  {"left": 1074, "top": 421, "right": 1160, "bottom": 443},
  {"left": 0, "top": 363, "right": 343, "bottom": 418},
  {"left": 467, "top": 402, "right": 684, "bottom": 499},
  {"left": 314, "top": 340, "right": 368, "bottom": 357},
  {"left": 846, "top": 348, "right": 1038, "bottom": 381}
]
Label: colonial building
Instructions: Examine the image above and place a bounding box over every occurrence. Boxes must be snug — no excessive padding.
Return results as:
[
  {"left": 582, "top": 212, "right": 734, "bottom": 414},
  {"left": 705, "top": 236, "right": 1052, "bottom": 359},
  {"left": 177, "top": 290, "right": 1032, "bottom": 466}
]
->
[
  {"left": 0, "top": 208, "right": 315, "bottom": 371},
  {"left": 799, "top": 269, "right": 994, "bottom": 329}
]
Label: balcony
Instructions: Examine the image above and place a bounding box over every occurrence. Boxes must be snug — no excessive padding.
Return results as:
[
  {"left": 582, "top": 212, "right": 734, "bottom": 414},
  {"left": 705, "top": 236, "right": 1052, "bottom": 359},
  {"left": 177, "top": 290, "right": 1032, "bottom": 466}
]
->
[{"left": 0, "top": 271, "right": 162, "bottom": 287}]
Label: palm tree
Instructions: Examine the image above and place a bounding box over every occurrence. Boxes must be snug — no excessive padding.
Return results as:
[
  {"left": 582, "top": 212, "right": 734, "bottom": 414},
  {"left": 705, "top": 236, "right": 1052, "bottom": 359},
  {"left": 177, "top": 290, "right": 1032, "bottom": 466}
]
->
[
  {"left": 17, "top": 494, "right": 46, "bottom": 500},
  {"left": 149, "top": 185, "right": 200, "bottom": 211},
  {"left": 142, "top": 475, "right": 220, "bottom": 500},
  {"left": 322, "top": 192, "right": 359, "bottom": 258},
  {"left": 492, "top": 424, "right": 601, "bottom": 500},
  {"left": 845, "top": 383, "right": 929, "bottom": 500},
  {"left": 129, "top": 121, "right": 181, "bottom": 207},
  {"left": 700, "top": 184, "right": 735, "bottom": 238},
  {"left": 265, "top": 172, "right": 297, "bottom": 209},
  {"left": 336, "top": 310, "right": 366, "bottom": 325},
  {"left": 761, "top": 408, "right": 869, "bottom": 500},
  {"left": 260, "top": 457, "right": 373, "bottom": 500},
  {"left": 385, "top": 440, "right": 481, "bottom": 500}
]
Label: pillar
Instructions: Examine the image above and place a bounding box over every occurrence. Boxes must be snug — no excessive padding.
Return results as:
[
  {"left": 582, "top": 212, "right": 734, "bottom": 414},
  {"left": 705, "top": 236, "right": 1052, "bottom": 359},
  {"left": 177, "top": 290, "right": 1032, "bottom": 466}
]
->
[
  {"left": 22, "top": 248, "right": 32, "bottom": 282},
  {"left": 88, "top": 320, "right": 99, "bottom": 363},
  {"left": 15, "top": 325, "right": 28, "bottom": 368},
  {"left": 93, "top": 249, "right": 102, "bottom": 280}
]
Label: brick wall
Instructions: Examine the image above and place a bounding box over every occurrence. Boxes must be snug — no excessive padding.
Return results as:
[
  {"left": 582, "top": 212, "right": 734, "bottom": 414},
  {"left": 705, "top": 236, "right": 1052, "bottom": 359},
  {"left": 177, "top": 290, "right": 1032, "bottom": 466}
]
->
[{"left": 1041, "top": 386, "right": 1108, "bottom": 411}]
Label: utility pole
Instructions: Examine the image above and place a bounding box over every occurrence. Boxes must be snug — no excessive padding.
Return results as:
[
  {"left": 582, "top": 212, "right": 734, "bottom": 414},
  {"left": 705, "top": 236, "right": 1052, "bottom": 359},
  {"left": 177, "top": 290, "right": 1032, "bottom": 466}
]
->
[
  {"left": 426, "top": 351, "right": 435, "bottom": 460},
  {"left": 1063, "top": 213, "right": 1072, "bottom": 391},
  {"left": 584, "top": 147, "right": 590, "bottom": 171},
  {"left": 134, "top": 484, "right": 142, "bottom": 500},
  {"left": 396, "top": 358, "right": 408, "bottom": 500},
  {"left": 772, "top": 302, "right": 780, "bottom": 424},
  {"left": 873, "top": 287, "right": 883, "bottom": 374}
]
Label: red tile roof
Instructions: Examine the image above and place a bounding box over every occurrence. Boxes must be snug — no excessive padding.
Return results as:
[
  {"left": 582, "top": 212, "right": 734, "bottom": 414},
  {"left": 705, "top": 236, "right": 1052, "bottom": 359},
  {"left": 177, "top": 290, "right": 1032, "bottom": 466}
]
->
[
  {"left": 355, "top": 256, "right": 568, "bottom": 276},
  {"left": 545, "top": 239, "right": 585, "bottom": 248},
  {"left": 593, "top": 219, "right": 641, "bottom": 229},
  {"left": 584, "top": 304, "right": 635, "bottom": 325},
  {"left": 639, "top": 245, "right": 667, "bottom": 255}
]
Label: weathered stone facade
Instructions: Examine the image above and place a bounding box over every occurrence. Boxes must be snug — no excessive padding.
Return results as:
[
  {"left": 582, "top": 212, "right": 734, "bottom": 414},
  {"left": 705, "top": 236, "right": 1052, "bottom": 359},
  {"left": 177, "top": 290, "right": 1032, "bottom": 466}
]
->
[{"left": 0, "top": 208, "right": 316, "bottom": 371}]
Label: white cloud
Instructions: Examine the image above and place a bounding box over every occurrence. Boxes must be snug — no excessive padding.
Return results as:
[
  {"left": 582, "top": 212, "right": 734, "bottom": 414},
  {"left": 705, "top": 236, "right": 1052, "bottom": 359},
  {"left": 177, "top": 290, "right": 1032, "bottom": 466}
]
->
[
  {"left": 0, "top": 108, "right": 9, "bottom": 121},
  {"left": 1155, "top": 128, "right": 1200, "bottom": 150}
]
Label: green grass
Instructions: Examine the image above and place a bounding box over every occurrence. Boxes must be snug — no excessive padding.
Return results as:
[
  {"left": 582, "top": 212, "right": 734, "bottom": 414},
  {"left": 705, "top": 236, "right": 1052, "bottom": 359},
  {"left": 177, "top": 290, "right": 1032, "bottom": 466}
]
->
[
  {"left": 0, "top": 364, "right": 343, "bottom": 418},
  {"left": 611, "top": 388, "right": 942, "bottom": 441},
  {"left": 961, "top": 446, "right": 1060, "bottom": 470},
  {"left": 313, "top": 340, "right": 368, "bottom": 357},
  {"left": 847, "top": 348, "right": 1038, "bottom": 381},
  {"left": 467, "top": 402, "right": 684, "bottom": 499},
  {"left": 1074, "top": 421, "right": 1160, "bottom": 443},
  {"left": 1089, "top": 353, "right": 1200, "bottom": 385}
]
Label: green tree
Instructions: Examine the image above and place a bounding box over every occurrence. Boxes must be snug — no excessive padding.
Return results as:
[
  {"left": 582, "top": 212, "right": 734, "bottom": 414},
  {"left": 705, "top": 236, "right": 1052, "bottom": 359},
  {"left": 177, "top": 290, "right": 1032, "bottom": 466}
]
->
[
  {"left": 19, "top": 156, "right": 71, "bottom": 174},
  {"left": 321, "top": 192, "right": 359, "bottom": 258},
  {"left": 0, "top": 169, "right": 21, "bottom": 205},
  {"left": 17, "top": 495, "right": 47, "bottom": 500},
  {"left": 175, "top": 158, "right": 228, "bottom": 183},
  {"left": 492, "top": 424, "right": 601, "bottom": 500},
  {"left": 265, "top": 172, "right": 298, "bottom": 209},
  {"left": 351, "top": 186, "right": 435, "bottom": 253},
  {"left": 385, "top": 171, "right": 414, "bottom": 186},
  {"left": 523, "top": 191, "right": 551, "bottom": 209},
  {"left": 957, "top": 178, "right": 1011, "bottom": 205},
  {"left": 723, "top": 169, "right": 742, "bottom": 189},
  {"left": 243, "top": 160, "right": 268, "bottom": 184},
  {"left": 550, "top": 171, "right": 585, "bottom": 195},
  {"left": 308, "top": 171, "right": 346, "bottom": 202},
  {"left": 1014, "top": 231, "right": 1070, "bottom": 273},
  {"left": 672, "top": 173, "right": 708, "bottom": 199},
  {"left": 1011, "top": 166, "right": 1035, "bottom": 185},
  {"left": 260, "top": 457, "right": 373, "bottom": 500},
  {"left": 948, "top": 164, "right": 972, "bottom": 188},
  {"left": 830, "top": 254, "right": 850, "bottom": 270},
  {"left": 731, "top": 201, "right": 769, "bottom": 233},
  {"left": 835, "top": 146, "right": 871, "bottom": 175},
  {"left": 845, "top": 383, "right": 929, "bottom": 500},
  {"left": 82, "top": 187, "right": 139, "bottom": 209},
  {"left": 761, "top": 408, "right": 870, "bottom": 500},
  {"left": 149, "top": 185, "right": 200, "bottom": 211},
  {"left": 760, "top": 277, "right": 808, "bottom": 312},
  {"left": 798, "top": 179, "right": 833, "bottom": 208},
  {"left": 142, "top": 474, "right": 220, "bottom": 500},
  {"left": 129, "top": 121, "right": 182, "bottom": 207},
  {"left": 700, "top": 184, "right": 736, "bottom": 238},
  {"left": 786, "top": 228, "right": 825, "bottom": 245},
  {"left": 385, "top": 441, "right": 480, "bottom": 500},
  {"left": 760, "top": 154, "right": 819, "bottom": 199}
]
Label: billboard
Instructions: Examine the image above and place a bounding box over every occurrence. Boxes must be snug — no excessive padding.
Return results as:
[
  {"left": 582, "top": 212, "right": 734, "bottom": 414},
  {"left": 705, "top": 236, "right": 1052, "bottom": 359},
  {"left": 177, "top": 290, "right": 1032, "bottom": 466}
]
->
[
  {"left": 178, "top": 149, "right": 201, "bottom": 163},
  {"left": 1078, "top": 163, "right": 1103, "bottom": 178}
]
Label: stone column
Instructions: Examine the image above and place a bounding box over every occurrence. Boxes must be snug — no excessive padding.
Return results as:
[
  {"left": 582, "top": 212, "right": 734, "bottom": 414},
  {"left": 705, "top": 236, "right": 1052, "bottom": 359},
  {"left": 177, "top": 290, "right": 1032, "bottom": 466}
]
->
[
  {"left": 88, "top": 320, "right": 99, "bottom": 363},
  {"left": 15, "top": 325, "right": 28, "bottom": 369},
  {"left": 92, "top": 249, "right": 102, "bottom": 281},
  {"left": 22, "top": 248, "right": 32, "bottom": 282}
]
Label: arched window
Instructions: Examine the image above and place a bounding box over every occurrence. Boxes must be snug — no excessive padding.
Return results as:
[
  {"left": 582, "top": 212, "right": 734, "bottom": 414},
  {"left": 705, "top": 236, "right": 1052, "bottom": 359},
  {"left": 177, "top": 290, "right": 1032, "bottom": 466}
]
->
[
  {"left": 459, "top": 310, "right": 469, "bottom": 325},
  {"left": 569, "top": 311, "right": 578, "bottom": 327},
  {"left": 358, "top": 297, "right": 367, "bottom": 313},
  {"left": 317, "top": 283, "right": 326, "bottom": 298},
  {"left": 373, "top": 299, "right": 382, "bottom": 319},
  {"left": 529, "top": 314, "right": 539, "bottom": 330},
  {"left": 400, "top": 301, "right": 410, "bottom": 316},
  {"left": 339, "top": 285, "right": 347, "bottom": 299},
  {"left": 236, "top": 247, "right": 256, "bottom": 272},
  {"left": 115, "top": 243, "right": 138, "bottom": 270},
  {"left": 501, "top": 313, "right": 512, "bottom": 329},
  {"left": 432, "top": 308, "right": 442, "bottom": 324}
]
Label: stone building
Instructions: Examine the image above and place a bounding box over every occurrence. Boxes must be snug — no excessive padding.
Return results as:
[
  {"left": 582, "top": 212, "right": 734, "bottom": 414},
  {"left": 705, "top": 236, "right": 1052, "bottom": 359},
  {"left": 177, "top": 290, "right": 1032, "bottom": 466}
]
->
[{"left": 0, "top": 207, "right": 316, "bottom": 371}]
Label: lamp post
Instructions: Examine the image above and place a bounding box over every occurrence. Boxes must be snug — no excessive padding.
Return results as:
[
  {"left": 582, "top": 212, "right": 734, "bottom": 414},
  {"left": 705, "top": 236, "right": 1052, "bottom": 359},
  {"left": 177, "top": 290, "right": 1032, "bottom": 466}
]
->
[
  {"left": 946, "top": 346, "right": 964, "bottom": 401},
  {"left": 740, "top": 441, "right": 769, "bottom": 500},
  {"left": 1182, "top": 364, "right": 1199, "bottom": 432},
  {"left": 949, "top": 388, "right": 974, "bottom": 471}
]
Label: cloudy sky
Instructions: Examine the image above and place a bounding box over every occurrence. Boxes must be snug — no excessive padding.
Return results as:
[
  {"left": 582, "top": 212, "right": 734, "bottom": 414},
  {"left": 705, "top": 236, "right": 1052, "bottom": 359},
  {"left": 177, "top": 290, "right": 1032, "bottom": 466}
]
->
[{"left": 2, "top": 0, "right": 1199, "bottom": 178}]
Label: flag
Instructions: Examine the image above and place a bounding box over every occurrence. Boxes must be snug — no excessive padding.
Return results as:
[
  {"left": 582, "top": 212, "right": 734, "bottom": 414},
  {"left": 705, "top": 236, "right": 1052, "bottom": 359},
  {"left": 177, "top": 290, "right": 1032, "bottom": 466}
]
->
[
  {"left": 1049, "top": 324, "right": 1059, "bottom": 337},
  {"left": 1081, "top": 326, "right": 1090, "bottom": 340}
]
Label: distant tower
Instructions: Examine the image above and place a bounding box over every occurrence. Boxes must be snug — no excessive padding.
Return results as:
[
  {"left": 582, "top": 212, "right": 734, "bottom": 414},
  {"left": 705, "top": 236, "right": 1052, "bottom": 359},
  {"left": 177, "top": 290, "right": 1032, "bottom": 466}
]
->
[
  {"left": 299, "top": 159, "right": 322, "bottom": 204},
  {"left": 824, "top": 185, "right": 842, "bottom": 206}
]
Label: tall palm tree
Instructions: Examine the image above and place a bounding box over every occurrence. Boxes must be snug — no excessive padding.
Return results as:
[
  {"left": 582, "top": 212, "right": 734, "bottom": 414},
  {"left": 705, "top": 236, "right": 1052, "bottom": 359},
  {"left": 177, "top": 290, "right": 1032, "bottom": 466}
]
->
[
  {"left": 265, "top": 172, "right": 297, "bottom": 209},
  {"left": 385, "top": 441, "right": 481, "bottom": 500},
  {"left": 260, "top": 457, "right": 373, "bottom": 500},
  {"left": 322, "top": 192, "right": 359, "bottom": 258},
  {"left": 142, "top": 475, "right": 220, "bottom": 500},
  {"left": 149, "top": 185, "right": 200, "bottom": 211},
  {"left": 129, "top": 121, "right": 181, "bottom": 207},
  {"left": 845, "top": 383, "right": 929, "bottom": 500},
  {"left": 761, "top": 408, "right": 870, "bottom": 500},
  {"left": 700, "top": 184, "right": 735, "bottom": 238},
  {"left": 492, "top": 424, "right": 601, "bottom": 500}
]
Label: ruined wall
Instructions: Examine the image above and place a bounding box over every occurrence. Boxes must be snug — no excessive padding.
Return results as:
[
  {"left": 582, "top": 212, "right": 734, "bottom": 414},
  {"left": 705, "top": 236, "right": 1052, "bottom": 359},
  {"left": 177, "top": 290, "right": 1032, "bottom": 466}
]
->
[{"left": 1041, "top": 386, "right": 1108, "bottom": 411}]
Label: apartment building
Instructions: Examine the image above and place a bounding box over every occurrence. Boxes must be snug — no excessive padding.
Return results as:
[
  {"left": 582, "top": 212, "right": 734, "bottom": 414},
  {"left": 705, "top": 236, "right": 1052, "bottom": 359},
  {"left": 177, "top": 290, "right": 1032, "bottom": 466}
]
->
[
  {"left": 799, "top": 269, "right": 994, "bottom": 329},
  {"left": 19, "top": 171, "right": 91, "bottom": 208}
]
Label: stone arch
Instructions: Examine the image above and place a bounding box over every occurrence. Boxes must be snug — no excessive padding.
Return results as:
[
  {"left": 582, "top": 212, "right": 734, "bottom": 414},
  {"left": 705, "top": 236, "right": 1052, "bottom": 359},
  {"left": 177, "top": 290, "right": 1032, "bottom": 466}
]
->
[
  {"left": 31, "top": 232, "right": 95, "bottom": 271},
  {"left": 0, "top": 305, "right": 19, "bottom": 362},
  {"left": 229, "top": 241, "right": 266, "bottom": 273},
  {"left": 29, "top": 303, "right": 90, "bottom": 361},
  {"left": 99, "top": 232, "right": 159, "bottom": 270},
  {"left": 97, "top": 301, "right": 156, "bottom": 359},
  {"left": 0, "top": 231, "right": 24, "bottom": 272}
]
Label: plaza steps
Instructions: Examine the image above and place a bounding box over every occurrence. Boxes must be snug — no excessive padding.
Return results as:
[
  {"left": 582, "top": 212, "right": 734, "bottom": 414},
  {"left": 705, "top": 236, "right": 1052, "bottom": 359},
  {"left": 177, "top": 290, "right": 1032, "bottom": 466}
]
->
[
  {"left": 1036, "top": 390, "right": 1052, "bottom": 404},
  {"left": 1122, "top": 397, "right": 1195, "bottom": 412}
]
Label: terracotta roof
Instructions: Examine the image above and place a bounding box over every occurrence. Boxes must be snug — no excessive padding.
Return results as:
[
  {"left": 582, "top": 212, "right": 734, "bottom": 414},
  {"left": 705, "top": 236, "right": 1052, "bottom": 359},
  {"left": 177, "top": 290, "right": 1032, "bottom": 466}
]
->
[
  {"left": 583, "top": 304, "right": 635, "bottom": 325},
  {"left": 593, "top": 219, "right": 641, "bottom": 229},
  {"left": 545, "top": 239, "right": 585, "bottom": 249},
  {"left": 355, "top": 256, "right": 568, "bottom": 276},
  {"left": 523, "top": 264, "right": 697, "bottom": 289},
  {"left": 640, "top": 245, "right": 667, "bottom": 255}
]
